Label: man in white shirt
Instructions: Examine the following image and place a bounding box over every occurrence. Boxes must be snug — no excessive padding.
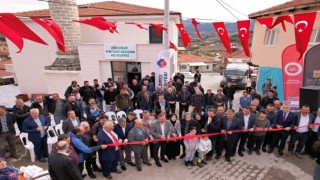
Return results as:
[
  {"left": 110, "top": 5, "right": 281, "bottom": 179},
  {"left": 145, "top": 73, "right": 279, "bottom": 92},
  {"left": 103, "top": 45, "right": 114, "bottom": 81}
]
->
[{"left": 288, "top": 105, "right": 315, "bottom": 158}]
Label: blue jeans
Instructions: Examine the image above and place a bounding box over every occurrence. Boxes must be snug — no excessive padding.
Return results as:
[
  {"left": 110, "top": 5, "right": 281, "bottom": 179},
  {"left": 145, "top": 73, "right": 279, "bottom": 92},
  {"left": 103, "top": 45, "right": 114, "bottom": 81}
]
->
[
  {"left": 205, "top": 105, "right": 214, "bottom": 112},
  {"left": 97, "top": 97, "right": 104, "bottom": 110},
  {"left": 140, "top": 104, "right": 151, "bottom": 112}
]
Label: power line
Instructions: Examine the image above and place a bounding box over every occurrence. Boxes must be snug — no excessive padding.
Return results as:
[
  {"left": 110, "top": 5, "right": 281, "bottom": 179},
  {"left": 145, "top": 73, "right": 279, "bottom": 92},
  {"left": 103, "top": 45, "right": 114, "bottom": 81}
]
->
[
  {"left": 219, "top": 0, "right": 248, "bottom": 18},
  {"left": 216, "top": 0, "right": 239, "bottom": 20}
]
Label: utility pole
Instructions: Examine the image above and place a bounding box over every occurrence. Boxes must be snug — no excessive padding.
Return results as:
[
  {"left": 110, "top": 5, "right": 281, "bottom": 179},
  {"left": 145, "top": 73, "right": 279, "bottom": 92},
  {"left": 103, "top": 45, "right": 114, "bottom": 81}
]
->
[{"left": 164, "top": 0, "right": 169, "bottom": 50}]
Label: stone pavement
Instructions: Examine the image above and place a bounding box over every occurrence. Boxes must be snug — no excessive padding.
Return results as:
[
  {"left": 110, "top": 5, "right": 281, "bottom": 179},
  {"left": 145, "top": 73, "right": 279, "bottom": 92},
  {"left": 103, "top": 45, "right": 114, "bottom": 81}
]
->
[{"left": 0, "top": 73, "right": 316, "bottom": 180}]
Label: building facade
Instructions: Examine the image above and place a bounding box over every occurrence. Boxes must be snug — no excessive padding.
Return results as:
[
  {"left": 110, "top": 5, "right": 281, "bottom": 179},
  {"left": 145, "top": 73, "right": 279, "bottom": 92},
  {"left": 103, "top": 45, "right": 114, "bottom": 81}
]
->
[
  {"left": 7, "top": 1, "right": 181, "bottom": 97},
  {"left": 249, "top": 0, "right": 320, "bottom": 68}
]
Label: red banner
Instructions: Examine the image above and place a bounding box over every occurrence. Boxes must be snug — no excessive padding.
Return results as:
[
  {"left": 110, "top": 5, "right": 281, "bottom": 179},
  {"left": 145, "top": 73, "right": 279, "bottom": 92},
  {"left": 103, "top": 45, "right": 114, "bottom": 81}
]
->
[
  {"left": 282, "top": 44, "right": 304, "bottom": 102},
  {"left": 256, "top": 17, "right": 273, "bottom": 29},
  {"left": 271, "top": 15, "right": 293, "bottom": 32},
  {"left": 212, "top": 22, "right": 232, "bottom": 54},
  {"left": 237, "top": 20, "right": 251, "bottom": 57},
  {"left": 294, "top": 12, "right": 317, "bottom": 60},
  {"left": 176, "top": 23, "right": 191, "bottom": 49}
]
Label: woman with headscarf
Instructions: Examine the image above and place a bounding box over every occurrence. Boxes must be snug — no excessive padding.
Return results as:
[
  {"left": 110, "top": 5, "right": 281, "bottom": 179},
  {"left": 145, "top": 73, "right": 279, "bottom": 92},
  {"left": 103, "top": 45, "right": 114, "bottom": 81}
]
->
[{"left": 165, "top": 114, "right": 181, "bottom": 160}]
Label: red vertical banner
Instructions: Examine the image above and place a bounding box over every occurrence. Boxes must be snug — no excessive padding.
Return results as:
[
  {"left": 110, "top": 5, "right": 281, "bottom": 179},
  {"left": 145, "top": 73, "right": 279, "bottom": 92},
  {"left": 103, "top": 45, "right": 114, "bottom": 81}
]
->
[
  {"left": 237, "top": 20, "right": 251, "bottom": 57},
  {"left": 282, "top": 44, "right": 304, "bottom": 102}
]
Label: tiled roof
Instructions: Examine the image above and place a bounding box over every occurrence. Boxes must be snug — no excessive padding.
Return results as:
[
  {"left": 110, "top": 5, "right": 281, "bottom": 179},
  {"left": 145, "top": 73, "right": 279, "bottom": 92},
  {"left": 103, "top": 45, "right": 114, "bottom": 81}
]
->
[
  {"left": 14, "top": 1, "right": 181, "bottom": 18},
  {"left": 249, "top": 0, "right": 320, "bottom": 18}
]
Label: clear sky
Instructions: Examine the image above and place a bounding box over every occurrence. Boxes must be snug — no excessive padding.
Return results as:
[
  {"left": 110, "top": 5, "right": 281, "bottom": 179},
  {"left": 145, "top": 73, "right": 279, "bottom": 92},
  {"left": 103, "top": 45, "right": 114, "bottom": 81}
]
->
[{"left": 0, "top": 0, "right": 290, "bottom": 22}]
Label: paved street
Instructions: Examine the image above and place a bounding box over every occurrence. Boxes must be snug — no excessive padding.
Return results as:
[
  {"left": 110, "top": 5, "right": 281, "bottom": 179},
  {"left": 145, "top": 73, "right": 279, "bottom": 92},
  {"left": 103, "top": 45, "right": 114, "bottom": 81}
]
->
[{"left": 0, "top": 73, "right": 315, "bottom": 180}]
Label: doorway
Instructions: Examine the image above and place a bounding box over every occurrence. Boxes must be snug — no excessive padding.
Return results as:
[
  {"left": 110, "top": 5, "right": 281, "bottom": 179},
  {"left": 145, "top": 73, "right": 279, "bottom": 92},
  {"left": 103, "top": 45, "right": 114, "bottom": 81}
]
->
[{"left": 111, "top": 62, "right": 141, "bottom": 85}]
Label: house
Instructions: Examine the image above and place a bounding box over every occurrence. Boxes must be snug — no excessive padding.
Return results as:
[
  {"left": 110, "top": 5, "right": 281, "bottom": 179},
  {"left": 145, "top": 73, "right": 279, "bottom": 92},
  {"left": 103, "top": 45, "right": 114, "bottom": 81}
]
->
[
  {"left": 178, "top": 53, "right": 214, "bottom": 73},
  {"left": 7, "top": 1, "right": 181, "bottom": 97},
  {"left": 249, "top": 0, "right": 320, "bottom": 68}
]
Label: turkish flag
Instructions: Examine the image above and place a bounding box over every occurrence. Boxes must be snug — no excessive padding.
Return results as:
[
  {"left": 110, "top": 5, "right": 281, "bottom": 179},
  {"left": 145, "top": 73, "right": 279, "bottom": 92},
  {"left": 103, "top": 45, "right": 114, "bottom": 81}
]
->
[
  {"left": 256, "top": 17, "right": 273, "bottom": 29},
  {"left": 191, "top": 18, "right": 202, "bottom": 39},
  {"left": 294, "top": 12, "right": 317, "bottom": 60},
  {"left": 0, "top": 20, "right": 24, "bottom": 53},
  {"left": 32, "top": 18, "right": 66, "bottom": 53},
  {"left": 176, "top": 23, "right": 191, "bottom": 49},
  {"left": 169, "top": 41, "right": 178, "bottom": 51},
  {"left": 271, "top": 15, "right": 293, "bottom": 32},
  {"left": 74, "top": 17, "right": 118, "bottom": 33},
  {"left": 0, "top": 13, "right": 47, "bottom": 45},
  {"left": 149, "top": 23, "right": 168, "bottom": 35},
  {"left": 237, "top": 20, "right": 251, "bottom": 57},
  {"left": 125, "top": 22, "right": 148, "bottom": 30},
  {"left": 212, "top": 22, "right": 232, "bottom": 54}
]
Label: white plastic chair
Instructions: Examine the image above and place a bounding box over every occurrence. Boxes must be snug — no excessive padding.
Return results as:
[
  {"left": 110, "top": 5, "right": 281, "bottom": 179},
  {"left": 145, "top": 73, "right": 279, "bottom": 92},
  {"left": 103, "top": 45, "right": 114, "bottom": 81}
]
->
[
  {"left": 105, "top": 111, "right": 118, "bottom": 123},
  {"left": 47, "top": 126, "right": 58, "bottom": 153},
  {"left": 49, "top": 114, "right": 56, "bottom": 127},
  {"left": 19, "top": 133, "right": 35, "bottom": 162},
  {"left": 133, "top": 109, "right": 143, "bottom": 119},
  {"left": 54, "top": 123, "right": 64, "bottom": 136},
  {"left": 14, "top": 123, "right": 20, "bottom": 136},
  {"left": 117, "top": 111, "right": 127, "bottom": 119}
]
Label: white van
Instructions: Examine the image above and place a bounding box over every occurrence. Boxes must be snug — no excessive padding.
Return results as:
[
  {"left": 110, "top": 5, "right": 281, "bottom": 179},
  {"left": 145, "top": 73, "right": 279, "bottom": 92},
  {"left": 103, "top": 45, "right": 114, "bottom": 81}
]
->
[{"left": 220, "top": 63, "right": 249, "bottom": 89}]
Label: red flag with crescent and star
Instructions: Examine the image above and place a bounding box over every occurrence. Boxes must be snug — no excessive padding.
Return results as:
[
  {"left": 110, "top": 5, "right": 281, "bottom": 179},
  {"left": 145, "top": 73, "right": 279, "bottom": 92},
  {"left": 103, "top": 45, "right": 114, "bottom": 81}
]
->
[
  {"left": 169, "top": 41, "right": 178, "bottom": 51},
  {"left": 149, "top": 23, "right": 168, "bottom": 35},
  {"left": 176, "top": 23, "right": 191, "bottom": 49},
  {"left": 237, "top": 20, "right": 251, "bottom": 57},
  {"left": 256, "top": 17, "right": 273, "bottom": 29},
  {"left": 271, "top": 15, "right": 293, "bottom": 32},
  {"left": 212, "top": 22, "right": 232, "bottom": 54},
  {"left": 191, "top": 18, "right": 202, "bottom": 39},
  {"left": 0, "top": 13, "right": 47, "bottom": 45},
  {"left": 294, "top": 12, "right": 317, "bottom": 60},
  {"left": 74, "top": 17, "right": 118, "bottom": 34},
  {"left": 32, "top": 18, "right": 66, "bottom": 53}
]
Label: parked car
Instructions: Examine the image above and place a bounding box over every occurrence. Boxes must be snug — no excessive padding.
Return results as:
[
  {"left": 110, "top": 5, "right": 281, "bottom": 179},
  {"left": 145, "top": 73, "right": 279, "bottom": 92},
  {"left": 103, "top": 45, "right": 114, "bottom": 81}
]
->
[{"left": 220, "top": 63, "right": 249, "bottom": 89}]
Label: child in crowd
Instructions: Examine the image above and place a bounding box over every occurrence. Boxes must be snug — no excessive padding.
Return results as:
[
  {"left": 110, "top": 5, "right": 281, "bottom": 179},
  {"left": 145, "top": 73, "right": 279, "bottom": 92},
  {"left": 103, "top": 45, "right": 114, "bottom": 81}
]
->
[
  {"left": 183, "top": 126, "right": 199, "bottom": 167},
  {"left": 197, "top": 135, "right": 212, "bottom": 168}
]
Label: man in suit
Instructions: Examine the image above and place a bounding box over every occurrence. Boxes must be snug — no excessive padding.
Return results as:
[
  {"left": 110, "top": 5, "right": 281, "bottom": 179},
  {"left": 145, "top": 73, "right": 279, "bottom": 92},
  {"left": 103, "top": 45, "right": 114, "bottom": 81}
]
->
[
  {"left": 262, "top": 104, "right": 278, "bottom": 152},
  {"left": 288, "top": 105, "right": 315, "bottom": 158},
  {"left": 205, "top": 108, "right": 221, "bottom": 160},
  {"left": 48, "top": 140, "right": 82, "bottom": 180},
  {"left": 180, "top": 112, "right": 201, "bottom": 158},
  {"left": 268, "top": 103, "right": 296, "bottom": 156},
  {"left": 23, "top": 108, "right": 49, "bottom": 162},
  {"left": 128, "top": 119, "right": 152, "bottom": 171},
  {"left": 62, "top": 110, "right": 80, "bottom": 134},
  {"left": 113, "top": 118, "right": 135, "bottom": 171},
  {"left": 233, "top": 105, "right": 256, "bottom": 157},
  {"left": 215, "top": 109, "right": 243, "bottom": 162},
  {"left": 97, "top": 121, "right": 122, "bottom": 179},
  {"left": 142, "top": 110, "right": 156, "bottom": 158},
  {"left": 150, "top": 113, "right": 175, "bottom": 167},
  {"left": 0, "top": 105, "right": 19, "bottom": 159},
  {"left": 154, "top": 94, "right": 170, "bottom": 116}
]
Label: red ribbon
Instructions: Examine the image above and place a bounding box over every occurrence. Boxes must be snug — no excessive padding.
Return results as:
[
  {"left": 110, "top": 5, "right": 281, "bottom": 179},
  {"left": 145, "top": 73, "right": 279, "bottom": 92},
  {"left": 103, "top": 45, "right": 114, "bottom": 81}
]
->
[{"left": 106, "top": 123, "right": 319, "bottom": 147}]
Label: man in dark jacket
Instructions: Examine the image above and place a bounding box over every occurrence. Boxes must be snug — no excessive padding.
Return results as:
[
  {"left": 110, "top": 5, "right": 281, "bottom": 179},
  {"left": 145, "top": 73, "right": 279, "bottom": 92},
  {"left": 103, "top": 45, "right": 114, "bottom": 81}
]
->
[
  {"left": 63, "top": 95, "right": 82, "bottom": 120},
  {"left": 113, "top": 118, "right": 135, "bottom": 171},
  {"left": 79, "top": 81, "right": 97, "bottom": 105},
  {"left": 204, "top": 108, "right": 221, "bottom": 160},
  {"left": 261, "top": 90, "right": 279, "bottom": 108},
  {"left": 216, "top": 109, "right": 243, "bottom": 162},
  {"left": 154, "top": 94, "right": 170, "bottom": 116},
  {"left": 129, "top": 79, "right": 141, "bottom": 109},
  {"left": 164, "top": 87, "right": 177, "bottom": 114},
  {"left": 64, "top": 80, "right": 79, "bottom": 100},
  {"left": 13, "top": 99, "right": 30, "bottom": 133},
  {"left": 48, "top": 141, "right": 83, "bottom": 180},
  {"left": 136, "top": 86, "right": 152, "bottom": 112},
  {"left": 0, "top": 106, "right": 19, "bottom": 159},
  {"left": 223, "top": 82, "right": 236, "bottom": 110},
  {"left": 204, "top": 89, "right": 214, "bottom": 112},
  {"left": 31, "top": 95, "right": 50, "bottom": 121},
  {"left": 104, "top": 86, "right": 118, "bottom": 112},
  {"left": 191, "top": 88, "right": 205, "bottom": 114},
  {"left": 45, "top": 93, "right": 66, "bottom": 125},
  {"left": 262, "top": 104, "right": 277, "bottom": 152},
  {"left": 177, "top": 86, "right": 191, "bottom": 119}
]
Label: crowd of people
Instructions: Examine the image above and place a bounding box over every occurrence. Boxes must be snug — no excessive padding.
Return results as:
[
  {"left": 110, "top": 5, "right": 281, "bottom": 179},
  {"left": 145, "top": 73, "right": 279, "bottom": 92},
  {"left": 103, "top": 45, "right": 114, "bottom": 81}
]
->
[{"left": 1, "top": 73, "right": 320, "bottom": 180}]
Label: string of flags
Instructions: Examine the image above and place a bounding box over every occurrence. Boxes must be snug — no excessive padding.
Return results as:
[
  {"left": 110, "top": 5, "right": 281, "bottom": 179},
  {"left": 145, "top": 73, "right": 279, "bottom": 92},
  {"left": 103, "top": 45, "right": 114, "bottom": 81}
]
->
[{"left": 0, "top": 11, "right": 318, "bottom": 60}]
